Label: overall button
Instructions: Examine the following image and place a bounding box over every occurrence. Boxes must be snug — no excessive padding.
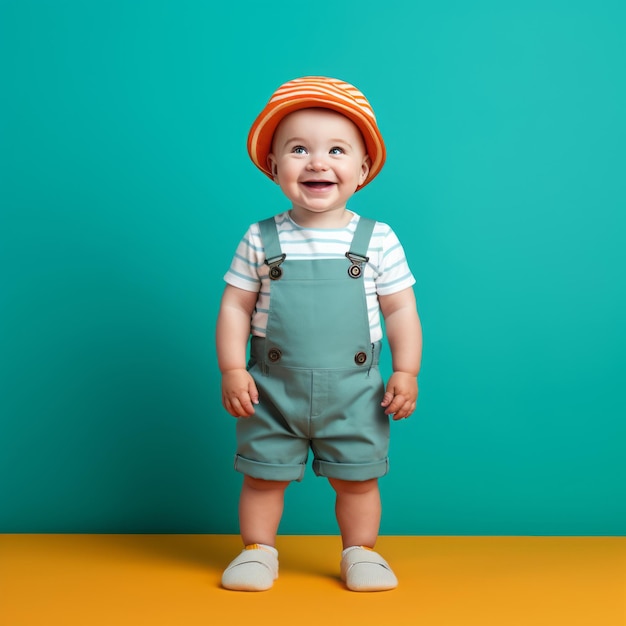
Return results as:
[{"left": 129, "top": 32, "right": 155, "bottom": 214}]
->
[
  {"left": 348, "top": 264, "right": 362, "bottom": 278},
  {"left": 354, "top": 351, "right": 368, "bottom": 365},
  {"left": 268, "top": 348, "right": 282, "bottom": 362},
  {"left": 269, "top": 266, "right": 283, "bottom": 280}
]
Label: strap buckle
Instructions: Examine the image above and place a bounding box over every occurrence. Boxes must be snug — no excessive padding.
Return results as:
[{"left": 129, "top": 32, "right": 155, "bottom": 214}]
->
[
  {"left": 345, "top": 252, "right": 369, "bottom": 279},
  {"left": 265, "top": 253, "right": 287, "bottom": 280}
]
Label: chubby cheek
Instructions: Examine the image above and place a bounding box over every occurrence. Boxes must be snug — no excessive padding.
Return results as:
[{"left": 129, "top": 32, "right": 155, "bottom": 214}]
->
[{"left": 275, "top": 162, "right": 302, "bottom": 185}]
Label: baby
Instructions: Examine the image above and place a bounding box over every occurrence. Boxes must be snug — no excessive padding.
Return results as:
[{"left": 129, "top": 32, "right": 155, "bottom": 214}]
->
[{"left": 216, "top": 76, "right": 422, "bottom": 591}]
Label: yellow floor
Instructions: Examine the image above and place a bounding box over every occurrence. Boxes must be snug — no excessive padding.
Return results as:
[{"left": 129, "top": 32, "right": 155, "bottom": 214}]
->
[{"left": 0, "top": 535, "right": 624, "bottom": 626}]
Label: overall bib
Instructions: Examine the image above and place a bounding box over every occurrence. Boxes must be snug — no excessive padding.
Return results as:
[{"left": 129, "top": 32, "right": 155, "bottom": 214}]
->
[{"left": 234, "top": 216, "right": 390, "bottom": 482}]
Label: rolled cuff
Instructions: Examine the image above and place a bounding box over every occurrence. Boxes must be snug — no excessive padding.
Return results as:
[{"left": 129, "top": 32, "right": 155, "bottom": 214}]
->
[
  {"left": 313, "top": 457, "right": 389, "bottom": 481},
  {"left": 234, "top": 454, "right": 306, "bottom": 482}
]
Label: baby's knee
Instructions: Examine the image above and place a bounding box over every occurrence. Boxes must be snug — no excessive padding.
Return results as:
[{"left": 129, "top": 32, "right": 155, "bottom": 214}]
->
[
  {"left": 243, "top": 475, "right": 291, "bottom": 492},
  {"left": 328, "top": 477, "right": 379, "bottom": 495}
]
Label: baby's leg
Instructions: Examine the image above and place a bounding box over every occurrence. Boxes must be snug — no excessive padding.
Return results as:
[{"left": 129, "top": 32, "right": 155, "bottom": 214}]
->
[
  {"left": 329, "top": 477, "right": 398, "bottom": 591},
  {"left": 329, "top": 477, "right": 381, "bottom": 549},
  {"left": 222, "top": 476, "right": 289, "bottom": 591},
  {"left": 239, "top": 475, "right": 290, "bottom": 546}
]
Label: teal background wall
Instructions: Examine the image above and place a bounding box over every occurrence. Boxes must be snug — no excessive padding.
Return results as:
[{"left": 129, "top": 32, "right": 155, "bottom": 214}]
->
[{"left": 1, "top": 0, "right": 624, "bottom": 535}]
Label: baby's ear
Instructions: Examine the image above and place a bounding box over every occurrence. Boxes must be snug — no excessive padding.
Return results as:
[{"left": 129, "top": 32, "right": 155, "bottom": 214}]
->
[
  {"left": 267, "top": 154, "right": 279, "bottom": 181},
  {"left": 359, "top": 155, "right": 372, "bottom": 185}
]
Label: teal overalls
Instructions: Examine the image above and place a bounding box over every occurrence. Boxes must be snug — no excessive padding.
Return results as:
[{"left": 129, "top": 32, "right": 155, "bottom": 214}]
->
[{"left": 234, "top": 216, "right": 390, "bottom": 482}]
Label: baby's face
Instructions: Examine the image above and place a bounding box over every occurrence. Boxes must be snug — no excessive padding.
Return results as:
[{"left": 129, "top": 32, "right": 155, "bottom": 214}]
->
[{"left": 267, "top": 108, "right": 370, "bottom": 223}]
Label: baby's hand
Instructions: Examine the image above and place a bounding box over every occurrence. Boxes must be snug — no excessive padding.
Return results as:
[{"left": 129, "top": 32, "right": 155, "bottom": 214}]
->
[
  {"left": 381, "top": 371, "right": 418, "bottom": 420},
  {"left": 221, "top": 369, "right": 259, "bottom": 418}
]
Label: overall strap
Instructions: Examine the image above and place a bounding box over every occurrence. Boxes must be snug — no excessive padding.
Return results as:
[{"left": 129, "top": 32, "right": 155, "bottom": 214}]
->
[
  {"left": 345, "top": 217, "right": 376, "bottom": 278},
  {"left": 258, "top": 217, "right": 283, "bottom": 260},
  {"left": 258, "top": 217, "right": 286, "bottom": 280},
  {"left": 348, "top": 217, "right": 376, "bottom": 258}
]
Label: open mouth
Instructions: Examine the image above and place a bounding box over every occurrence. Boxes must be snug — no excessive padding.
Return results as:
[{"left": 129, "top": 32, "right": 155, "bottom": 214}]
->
[{"left": 302, "top": 181, "right": 335, "bottom": 189}]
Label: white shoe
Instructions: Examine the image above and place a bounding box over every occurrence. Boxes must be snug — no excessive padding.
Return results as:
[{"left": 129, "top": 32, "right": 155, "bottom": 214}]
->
[
  {"left": 340, "top": 546, "right": 398, "bottom": 592},
  {"left": 221, "top": 545, "right": 279, "bottom": 591}
]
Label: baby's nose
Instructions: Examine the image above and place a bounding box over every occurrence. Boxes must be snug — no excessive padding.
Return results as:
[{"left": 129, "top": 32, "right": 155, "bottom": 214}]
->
[{"left": 307, "top": 154, "right": 329, "bottom": 170}]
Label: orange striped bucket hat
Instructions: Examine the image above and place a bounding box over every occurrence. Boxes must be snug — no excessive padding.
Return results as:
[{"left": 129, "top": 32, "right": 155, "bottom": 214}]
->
[{"left": 247, "top": 76, "right": 386, "bottom": 190}]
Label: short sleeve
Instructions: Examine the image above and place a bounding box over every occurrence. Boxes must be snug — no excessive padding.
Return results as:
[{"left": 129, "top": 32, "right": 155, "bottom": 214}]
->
[
  {"left": 223, "top": 224, "right": 264, "bottom": 292},
  {"left": 373, "top": 224, "right": 416, "bottom": 296}
]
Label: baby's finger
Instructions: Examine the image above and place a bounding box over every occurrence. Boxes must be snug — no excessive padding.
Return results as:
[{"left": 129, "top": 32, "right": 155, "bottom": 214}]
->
[
  {"left": 237, "top": 394, "right": 256, "bottom": 417},
  {"left": 383, "top": 393, "right": 407, "bottom": 416},
  {"left": 380, "top": 391, "right": 394, "bottom": 407},
  {"left": 249, "top": 383, "right": 260, "bottom": 406},
  {"left": 392, "top": 401, "right": 413, "bottom": 420},
  {"left": 225, "top": 393, "right": 254, "bottom": 418}
]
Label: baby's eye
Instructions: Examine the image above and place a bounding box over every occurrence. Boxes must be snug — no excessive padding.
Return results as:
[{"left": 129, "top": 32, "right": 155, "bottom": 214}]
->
[
  {"left": 329, "top": 146, "right": 345, "bottom": 155},
  {"left": 292, "top": 145, "right": 308, "bottom": 155}
]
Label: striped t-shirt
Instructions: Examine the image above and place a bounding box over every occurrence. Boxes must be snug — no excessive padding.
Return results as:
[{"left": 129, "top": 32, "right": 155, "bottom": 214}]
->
[{"left": 224, "top": 211, "right": 415, "bottom": 343}]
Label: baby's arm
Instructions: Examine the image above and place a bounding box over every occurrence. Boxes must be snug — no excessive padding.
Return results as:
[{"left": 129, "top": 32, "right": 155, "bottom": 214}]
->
[
  {"left": 379, "top": 288, "right": 422, "bottom": 420},
  {"left": 216, "top": 284, "right": 259, "bottom": 417}
]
